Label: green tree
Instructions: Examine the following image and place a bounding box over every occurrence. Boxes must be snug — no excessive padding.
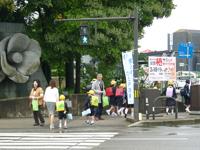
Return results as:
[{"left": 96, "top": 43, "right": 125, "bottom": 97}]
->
[{"left": 0, "top": 0, "right": 175, "bottom": 93}]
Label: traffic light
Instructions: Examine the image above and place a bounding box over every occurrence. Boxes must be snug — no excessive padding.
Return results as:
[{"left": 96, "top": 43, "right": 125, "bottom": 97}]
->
[{"left": 80, "top": 25, "right": 89, "bottom": 45}]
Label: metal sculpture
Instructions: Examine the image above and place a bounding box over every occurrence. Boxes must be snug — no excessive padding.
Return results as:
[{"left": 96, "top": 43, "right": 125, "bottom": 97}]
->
[{"left": 0, "top": 33, "right": 41, "bottom": 83}]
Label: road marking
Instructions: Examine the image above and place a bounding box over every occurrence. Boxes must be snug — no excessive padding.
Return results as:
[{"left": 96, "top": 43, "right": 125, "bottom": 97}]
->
[
  {"left": 111, "top": 137, "right": 188, "bottom": 141},
  {"left": 0, "top": 132, "right": 117, "bottom": 149}
]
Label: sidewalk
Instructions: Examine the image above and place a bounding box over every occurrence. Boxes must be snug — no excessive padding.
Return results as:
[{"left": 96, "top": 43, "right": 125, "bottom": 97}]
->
[
  {"left": 127, "top": 112, "right": 200, "bottom": 127},
  {"left": 0, "top": 115, "right": 129, "bottom": 132},
  {"left": 1, "top": 112, "right": 200, "bottom": 132}
]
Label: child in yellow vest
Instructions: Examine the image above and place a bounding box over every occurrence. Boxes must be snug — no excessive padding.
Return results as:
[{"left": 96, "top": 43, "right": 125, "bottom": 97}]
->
[
  {"left": 56, "top": 95, "right": 69, "bottom": 129},
  {"left": 83, "top": 90, "right": 98, "bottom": 125}
]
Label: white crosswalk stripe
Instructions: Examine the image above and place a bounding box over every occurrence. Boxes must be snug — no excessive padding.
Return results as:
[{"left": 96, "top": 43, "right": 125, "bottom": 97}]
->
[{"left": 0, "top": 132, "right": 118, "bottom": 149}]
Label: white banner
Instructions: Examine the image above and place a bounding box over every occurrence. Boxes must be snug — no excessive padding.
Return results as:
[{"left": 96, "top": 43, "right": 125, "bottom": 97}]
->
[
  {"left": 122, "top": 51, "right": 134, "bottom": 104},
  {"left": 148, "top": 56, "right": 176, "bottom": 81}
]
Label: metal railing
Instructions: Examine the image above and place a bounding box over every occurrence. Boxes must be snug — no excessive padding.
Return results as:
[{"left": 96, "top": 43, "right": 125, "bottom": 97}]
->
[{"left": 152, "top": 96, "right": 178, "bottom": 120}]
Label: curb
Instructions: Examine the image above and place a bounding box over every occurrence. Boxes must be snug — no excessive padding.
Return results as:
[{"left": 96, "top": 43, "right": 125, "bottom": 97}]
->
[{"left": 126, "top": 117, "right": 200, "bottom": 127}]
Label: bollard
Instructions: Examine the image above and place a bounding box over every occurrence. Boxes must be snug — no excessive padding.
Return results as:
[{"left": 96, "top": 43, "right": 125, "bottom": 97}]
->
[
  {"left": 145, "top": 97, "right": 149, "bottom": 120},
  {"left": 139, "top": 113, "right": 143, "bottom": 121},
  {"left": 152, "top": 106, "right": 155, "bottom": 120},
  {"left": 175, "top": 101, "right": 178, "bottom": 119},
  {"left": 131, "top": 108, "right": 134, "bottom": 117}
]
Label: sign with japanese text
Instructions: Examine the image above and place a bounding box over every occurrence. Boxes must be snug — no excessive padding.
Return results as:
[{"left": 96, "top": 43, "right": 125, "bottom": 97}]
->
[
  {"left": 178, "top": 42, "right": 193, "bottom": 58},
  {"left": 122, "top": 51, "right": 134, "bottom": 104},
  {"left": 148, "top": 56, "right": 176, "bottom": 81}
]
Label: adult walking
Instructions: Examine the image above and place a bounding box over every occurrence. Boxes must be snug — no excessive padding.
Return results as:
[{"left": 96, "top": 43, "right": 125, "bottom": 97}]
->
[
  {"left": 92, "top": 73, "right": 105, "bottom": 120},
  {"left": 29, "top": 80, "right": 45, "bottom": 126},
  {"left": 183, "top": 79, "right": 191, "bottom": 112},
  {"left": 44, "top": 79, "right": 59, "bottom": 130}
]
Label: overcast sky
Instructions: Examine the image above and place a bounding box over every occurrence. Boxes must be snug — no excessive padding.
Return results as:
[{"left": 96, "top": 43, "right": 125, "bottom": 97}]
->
[{"left": 138, "top": 0, "right": 200, "bottom": 52}]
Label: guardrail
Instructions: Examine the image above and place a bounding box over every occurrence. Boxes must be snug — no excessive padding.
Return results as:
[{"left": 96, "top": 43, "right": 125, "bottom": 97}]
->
[{"left": 152, "top": 96, "right": 178, "bottom": 120}]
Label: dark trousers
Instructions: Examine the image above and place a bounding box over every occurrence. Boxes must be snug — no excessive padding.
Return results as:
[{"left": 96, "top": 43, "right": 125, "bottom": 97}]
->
[
  {"left": 33, "top": 105, "right": 45, "bottom": 124},
  {"left": 96, "top": 103, "right": 103, "bottom": 118}
]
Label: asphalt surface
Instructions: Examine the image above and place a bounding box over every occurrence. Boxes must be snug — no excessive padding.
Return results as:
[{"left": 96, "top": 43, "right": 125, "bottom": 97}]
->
[
  {"left": 94, "top": 124, "right": 200, "bottom": 150},
  {"left": 0, "top": 113, "right": 200, "bottom": 149}
]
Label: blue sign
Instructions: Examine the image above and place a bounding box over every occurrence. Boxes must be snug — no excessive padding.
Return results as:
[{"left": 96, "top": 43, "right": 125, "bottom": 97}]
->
[{"left": 178, "top": 42, "right": 193, "bottom": 58}]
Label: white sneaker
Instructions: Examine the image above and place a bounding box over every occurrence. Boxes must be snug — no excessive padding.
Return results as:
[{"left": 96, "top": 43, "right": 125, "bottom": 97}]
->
[
  {"left": 106, "top": 110, "right": 111, "bottom": 115},
  {"left": 59, "top": 120, "right": 62, "bottom": 128},
  {"left": 85, "top": 120, "right": 90, "bottom": 124},
  {"left": 166, "top": 108, "right": 169, "bottom": 115},
  {"left": 125, "top": 108, "right": 128, "bottom": 114},
  {"left": 111, "top": 112, "right": 118, "bottom": 117},
  {"left": 90, "top": 120, "right": 94, "bottom": 125},
  {"left": 185, "top": 108, "right": 191, "bottom": 113},
  {"left": 117, "top": 110, "right": 121, "bottom": 116},
  {"left": 50, "top": 124, "right": 54, "bottom": 130}
]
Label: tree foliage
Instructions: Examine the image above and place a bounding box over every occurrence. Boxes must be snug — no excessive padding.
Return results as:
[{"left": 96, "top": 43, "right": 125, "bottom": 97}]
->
[{"left": 0, "top": 0, "right": 175, "bottom": 90}]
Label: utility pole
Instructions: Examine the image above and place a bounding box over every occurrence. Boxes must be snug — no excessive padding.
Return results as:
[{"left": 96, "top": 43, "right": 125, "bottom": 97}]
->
[{"left": 133, "top": 8, "right": 139, "bottom": 121}]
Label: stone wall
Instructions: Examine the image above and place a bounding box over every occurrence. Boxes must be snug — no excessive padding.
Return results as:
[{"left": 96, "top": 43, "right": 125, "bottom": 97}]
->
[{"left": 0, "top": 94, "right": 87, "bottom": 118}]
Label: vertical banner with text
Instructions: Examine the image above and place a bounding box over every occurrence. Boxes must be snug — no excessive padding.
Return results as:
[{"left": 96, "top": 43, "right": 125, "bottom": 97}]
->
[
  {"left": 122, "top": 51, "right": 134, "bottom": 104},
  {"left": 148, "top": 56, "right": 176, "bottom": 81}
]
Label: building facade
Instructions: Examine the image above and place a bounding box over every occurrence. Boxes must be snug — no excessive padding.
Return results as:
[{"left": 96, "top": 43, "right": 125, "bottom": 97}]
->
[{"left": 173, "top": 29, "right": 200, "bottom": 71}]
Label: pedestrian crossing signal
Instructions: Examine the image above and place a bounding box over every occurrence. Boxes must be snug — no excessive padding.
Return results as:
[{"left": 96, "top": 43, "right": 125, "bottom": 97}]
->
[
  {"left": 80, "top": 25, "right": 89, "bottom": 45},
  {"left": 80, "top": 35, "right": 89, "bottom": 45}
]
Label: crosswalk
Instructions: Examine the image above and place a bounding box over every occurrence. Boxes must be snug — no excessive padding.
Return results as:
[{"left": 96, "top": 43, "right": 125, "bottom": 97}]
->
[{"left": 0, "top": 132, "right": 118, "bottom": 149}]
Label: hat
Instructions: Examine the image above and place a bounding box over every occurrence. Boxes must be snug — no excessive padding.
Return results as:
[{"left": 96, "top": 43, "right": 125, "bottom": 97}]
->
[
  {"left": 119, "top": 83, "right": 126, "bottom": 88},
  {"left": 90, "top": 78, "right": 96, "bottom": 83},
  {"left": 168, "top": 80, "right": 173, "bottom": 85},
  {"left": 110, "top": 80, "right": 116, "bottom": 85},
  {"left": 186, "top": 79, "right": 190, "bottom": 84},
  {"left": 59, "top": 95, "right": 65, "bottom": 101},
  {"left": 87, "top": 90, "right": 95, "bottom": 95}
]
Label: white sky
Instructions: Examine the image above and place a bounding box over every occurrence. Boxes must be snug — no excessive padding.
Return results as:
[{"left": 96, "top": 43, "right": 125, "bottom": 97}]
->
[{"left": 139, "top": 0, "right": 200, "bottom": 52}]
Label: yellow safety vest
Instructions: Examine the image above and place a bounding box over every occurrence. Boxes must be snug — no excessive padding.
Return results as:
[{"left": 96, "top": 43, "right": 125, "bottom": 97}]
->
[{"left": 56, "top": 101, "right": 65, "bottom": 111}]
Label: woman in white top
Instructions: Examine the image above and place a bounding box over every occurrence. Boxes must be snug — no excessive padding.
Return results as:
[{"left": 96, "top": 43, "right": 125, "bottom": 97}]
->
[{"left": 44, "top": 79, "right": 59, "bottom": 130}]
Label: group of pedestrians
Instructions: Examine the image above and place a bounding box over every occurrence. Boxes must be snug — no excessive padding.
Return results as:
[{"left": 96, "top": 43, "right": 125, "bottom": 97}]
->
[
  {"left": 82, "top": 73, "right": 106, "bottom": 125},
  {"left": 29, "top": 79, "right": 69, "bottom": 130},
  {"left": 105, "top": 81, "right": 129, "bottom": 118},
  {"left": 162, "top": 79, "right": 191, "bottom": 115},
  {"left": 82, "top": 73, "right": 133, "bottom": 125}
]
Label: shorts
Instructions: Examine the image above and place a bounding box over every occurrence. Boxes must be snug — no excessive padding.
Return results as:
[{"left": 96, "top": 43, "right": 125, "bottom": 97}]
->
[
  {"left": 116, "top": 96, "right": 123, "bottom": 107},
  {"left": 109, "top": 96, "right": 117, "bottom": 106},
  {"left": 46, "top": 102, "right": 56, "bottom": 115},
  {"left": 58, "top": 111, "right": 67, "bottom": 120},
  {"left": 90, "top": 106, "right": 97, "bottom": 116}
]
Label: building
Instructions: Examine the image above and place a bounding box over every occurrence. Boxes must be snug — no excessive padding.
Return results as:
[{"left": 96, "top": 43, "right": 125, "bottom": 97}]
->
[{"left": 173, "top": 29, "right": 200, "bottom": 71}]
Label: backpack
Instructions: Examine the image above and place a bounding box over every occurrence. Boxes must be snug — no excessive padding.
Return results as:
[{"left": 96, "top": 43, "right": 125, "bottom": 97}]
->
[
  {"left": 180, "top": 88, "right": 186, "bottom": 97},
  {"left": 105, "top": 87, "right": 114, "bottom": 96},
  {"left": 182, "top": 85, "right": 190, "bottom": 97},
  {"left": 166, "top": 87, "right": 173, "bottom": 97},
  {"left": 115, "top": 88, "right": 124, "bottom": 96}
]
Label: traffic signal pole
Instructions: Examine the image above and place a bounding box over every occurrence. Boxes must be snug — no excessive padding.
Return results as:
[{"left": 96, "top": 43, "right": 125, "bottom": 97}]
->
[
  {"left": 54, "top": 10, "right": 139, "bottom": 121},
  {"left": 54, "top": 16, "right": 135, "bottom": 22},
  {"left": 133, "top": 9, "right": 139, "bottom": 121}
]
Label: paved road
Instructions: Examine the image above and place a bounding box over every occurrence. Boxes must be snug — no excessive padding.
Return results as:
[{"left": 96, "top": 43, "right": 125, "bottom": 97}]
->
[
  {"left": 1, "top": 116, "right": 200, "bottom": 149},
  {"left": 0, "top": 116, "right": 127, "bottom": 149},
  {"left": 0, "top": 132, "right": 118, "bottom": 149},
  {"left": 95, "top": 124, "right": 200, "bottom": 150}
]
